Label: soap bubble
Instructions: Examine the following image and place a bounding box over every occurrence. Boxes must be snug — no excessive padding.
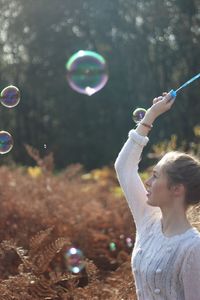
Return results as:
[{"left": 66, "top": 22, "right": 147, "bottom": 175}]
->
[
  {"left": 132, "top": 108, "right": 146, "bottom": 123},
  {"left": 65, "top": 247, "right": 85, "bottom": 274},
  {"left": 0, "top": 131, "right": 14, "bottom": 154},
  {"left": 66, "top": 50, "right": 108, "bottom": 96},
  {"left": 1, "top": 85, "right": 20, "bottom": 108},
  {"left": 125, "top": 237, "right": 133, "bottom": 248}
]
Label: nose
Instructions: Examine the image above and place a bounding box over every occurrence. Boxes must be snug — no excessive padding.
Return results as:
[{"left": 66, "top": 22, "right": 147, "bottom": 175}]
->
[{"left": 145, "top": 176, "right": 152, "bottom": 187}]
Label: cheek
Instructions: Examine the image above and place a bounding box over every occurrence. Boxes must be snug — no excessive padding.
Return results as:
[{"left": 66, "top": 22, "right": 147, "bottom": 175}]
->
[
  {"left": 152, "top": 181, "right": 168, "bottom": 195},
  {"left": 152, "top": 181, "right": 160, "bottom": 192}
]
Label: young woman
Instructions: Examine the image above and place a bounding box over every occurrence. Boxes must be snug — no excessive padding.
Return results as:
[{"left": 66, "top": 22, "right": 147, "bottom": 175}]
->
[{"left": 115, "top": 92, "right": 200, "bottom": 300}]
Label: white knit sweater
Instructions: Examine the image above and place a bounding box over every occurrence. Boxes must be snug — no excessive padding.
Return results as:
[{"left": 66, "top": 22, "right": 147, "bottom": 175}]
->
[{"left": 114, "top": 129, "right": 200, "bottom": 300}]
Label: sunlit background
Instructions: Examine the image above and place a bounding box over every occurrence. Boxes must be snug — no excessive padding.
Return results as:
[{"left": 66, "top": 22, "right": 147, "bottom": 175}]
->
[
  {"left": 0, "top": 0, "right": 199, "bottom": 170},
  {"left": 0, "top": 1, "right": 200, "bottom": 299}
]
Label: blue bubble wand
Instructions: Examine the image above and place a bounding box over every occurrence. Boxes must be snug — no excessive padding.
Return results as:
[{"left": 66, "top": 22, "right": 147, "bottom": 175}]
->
[
  {"left": 170, "top": 72, "right": 200, "bottom": 98},
  {"left": 133, "top": 73, "right": 200, "bottom": 124}
]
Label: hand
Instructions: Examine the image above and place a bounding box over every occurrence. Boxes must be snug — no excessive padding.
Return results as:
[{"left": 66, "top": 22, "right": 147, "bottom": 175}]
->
[
  {"left": 135, "top": 91, "right": 176, "bottom": 137},
  {"left": 148, "top": 91, "right": 176, "bottom": 119}
]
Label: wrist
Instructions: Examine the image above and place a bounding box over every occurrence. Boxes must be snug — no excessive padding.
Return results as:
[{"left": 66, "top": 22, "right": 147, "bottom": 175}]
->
[
  {"left": 143, "top": 109, "right": 157, "bottom": 124},
  {"left": 139, "top": 122, "right": 153, "bottom": 130}
]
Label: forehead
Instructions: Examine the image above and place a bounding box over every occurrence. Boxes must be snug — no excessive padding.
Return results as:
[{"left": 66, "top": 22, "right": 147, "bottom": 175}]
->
[{"left": 153, "top": 161, "right": 165, "bottom": 173}]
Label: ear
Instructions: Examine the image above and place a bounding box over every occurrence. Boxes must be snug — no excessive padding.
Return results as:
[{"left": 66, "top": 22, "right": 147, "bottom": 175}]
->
[{"left": 171, "top": 184, "right": 185, "bottom": 197}]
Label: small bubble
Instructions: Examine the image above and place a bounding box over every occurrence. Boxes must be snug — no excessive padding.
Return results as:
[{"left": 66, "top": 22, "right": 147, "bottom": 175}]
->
[
  {"left": 65, "top": 247, "right": 85, "bottom": 273},
  {"left": 0, "top": 131, "right": 14, "bottom": 154},
  {"left": 1, "top": 85, "right": 20, "bottom": 108},
  {"left": 125, "top": 237, "right": 133, "bottom": 248},
  {"left": 132, "top": 108, "right": 146, "bottom": 123},
  {"left": 109, "top": 242, "right": 117, "bottom": 252}
]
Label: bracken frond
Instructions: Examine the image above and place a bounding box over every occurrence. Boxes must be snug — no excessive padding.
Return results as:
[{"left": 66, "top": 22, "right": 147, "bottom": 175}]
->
[
  {"left": 29, "top": 227, "right": 55, "bottom": 256},
  {"left": 0, "top": 239, "right": 18, "bottom": 252},
  {"left": 49, "top": 271, "right": 78, "bottom": 284},
  {"left": 31, "top": 237, "right": 71, "bottom": 275},
  {"left": 28, "top": 275, "right": 58, "bottom": 299},
  {"left": 24, "top": 144, "right": 54, "bottom": 173},
  {"left": 84, "top": 259, "right": 99, "bottom": 283}
]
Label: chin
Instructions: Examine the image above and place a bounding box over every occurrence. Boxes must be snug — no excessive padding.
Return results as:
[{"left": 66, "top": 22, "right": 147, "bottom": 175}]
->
[{"left": 146, "top": 198, "right": 157, "bottom": 207}]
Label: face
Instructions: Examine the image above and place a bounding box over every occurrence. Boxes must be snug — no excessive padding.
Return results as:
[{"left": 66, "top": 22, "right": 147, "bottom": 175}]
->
[{"left": 145, "top": 162, "right": 173, "bottom": 208}]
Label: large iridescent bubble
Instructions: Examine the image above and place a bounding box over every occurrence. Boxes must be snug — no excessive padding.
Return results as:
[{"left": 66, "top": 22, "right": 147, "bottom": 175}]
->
[
  {"left": 66, "top": 50, "right": 108, "bottom": 96},
  {"left": 1, "top": 85, "right": 20, "bottom": 108},
  {"left": 0, "top": 131, "right": 14, "bottom": 154}
]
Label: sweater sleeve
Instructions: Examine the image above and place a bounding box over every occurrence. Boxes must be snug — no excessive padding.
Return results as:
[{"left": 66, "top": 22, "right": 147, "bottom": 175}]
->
[
  {"left": 180, "top": 242, "right": 200, "bottom": 300},
  {"left": 114, "top": 129, "right": 160, "bottom": 231}
]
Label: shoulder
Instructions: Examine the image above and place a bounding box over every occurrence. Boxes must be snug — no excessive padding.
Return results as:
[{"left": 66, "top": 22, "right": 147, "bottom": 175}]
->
[
  {"left": 180, "top": 236, "right": 200, "bottom": 285},
  {"left": 190, "top": 227, "right": 200, "bottom": 247},
  {"left": 173, "top": 229, "right": 200, "bottom": 261},
  {"left": 191, "top": 236, "right": 200, "bottom": 252},
  {"left": 190, "top": 237, "right": 200, "bottom": 254},
  {"left": 186, "top": 228, "right": 200, "bottom": 250},
  {"left": 183, "top": 234, "right": 200, "bottom": 263}
]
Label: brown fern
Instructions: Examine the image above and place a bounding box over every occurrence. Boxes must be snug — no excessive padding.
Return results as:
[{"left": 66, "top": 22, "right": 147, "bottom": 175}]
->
[
  {"left": 29, "top": 226, "right": 55, "bottom": 256},
  {"left": 24, "top": 144, "right": 54, "bottom": 173},
  {"left": 49, "top": 271, "right": 78, "bottom": 284},
  {"left": 31, "top": 237, "right": 71, "bottom": 275},
  {"left": 84, "top": 259, "right": 99, "bottom": 283},
  {"left": 0, "top": 162, "right": 138, "bottom": 299},
  {"left": 28, "top": 275, "right": 58, "bottom": 299}
]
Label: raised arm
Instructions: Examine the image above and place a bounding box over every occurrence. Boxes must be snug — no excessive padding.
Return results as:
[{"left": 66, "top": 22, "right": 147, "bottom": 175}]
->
[
  {"left": 114, "top": 92, "right": 175, "bottom": 231},
  {"left": 115, "top": 130, "right": 159, "bottom": 231}
]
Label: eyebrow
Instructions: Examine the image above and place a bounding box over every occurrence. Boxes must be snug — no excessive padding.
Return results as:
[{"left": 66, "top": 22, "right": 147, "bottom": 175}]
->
[{"left": 153, "top": 169, "right": 158, "bottom": 174}]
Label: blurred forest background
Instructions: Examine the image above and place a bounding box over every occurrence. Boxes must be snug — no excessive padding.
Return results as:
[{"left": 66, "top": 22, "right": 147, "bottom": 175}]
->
[
  {"left": 0, "top": 1, "right": 200, "bottom": 298},
  {"left": 0, "top": 0, "right": 199, "bottom": 170}
]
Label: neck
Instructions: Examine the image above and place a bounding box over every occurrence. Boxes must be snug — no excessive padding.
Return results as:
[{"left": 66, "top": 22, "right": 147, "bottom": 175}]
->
[{"left": 160, "top": 206, "right": 192, "bottom": 236}]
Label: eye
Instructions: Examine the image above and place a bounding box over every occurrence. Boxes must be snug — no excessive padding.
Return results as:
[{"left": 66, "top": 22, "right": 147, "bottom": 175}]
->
[{"left": 152, "top": 174, "right": 158, "bottom": 179}]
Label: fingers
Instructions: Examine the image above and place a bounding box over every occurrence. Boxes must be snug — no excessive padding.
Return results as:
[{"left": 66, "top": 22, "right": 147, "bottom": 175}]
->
[
  {"left": 157, "top": 96, "right": 163, "bottom": 101},
  {"left": 159, "top": 91, "right": 175, "bottom": 103},
  {"left": 153, "top": 97, "right": 158, "bottom": 104},
  {"left": 153, "top": 91, "right": 175, "bottom": 105},
  {"left": 164, "top": 94, "right": 176, "bottom": 109},
  {"left": 168, "top": 97, "right": 176, "bottom": 106},
  {"left": 164, "top": 91, "right": 176, "bottom": 103},
  {"left": 153, "top": 96, "right": 163, "bottom": 104}
]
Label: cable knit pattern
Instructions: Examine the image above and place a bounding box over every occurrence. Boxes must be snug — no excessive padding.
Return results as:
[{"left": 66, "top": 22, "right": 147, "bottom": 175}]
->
[{"left": 114, "top": 129, "right": 200, "bottom": 300}]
